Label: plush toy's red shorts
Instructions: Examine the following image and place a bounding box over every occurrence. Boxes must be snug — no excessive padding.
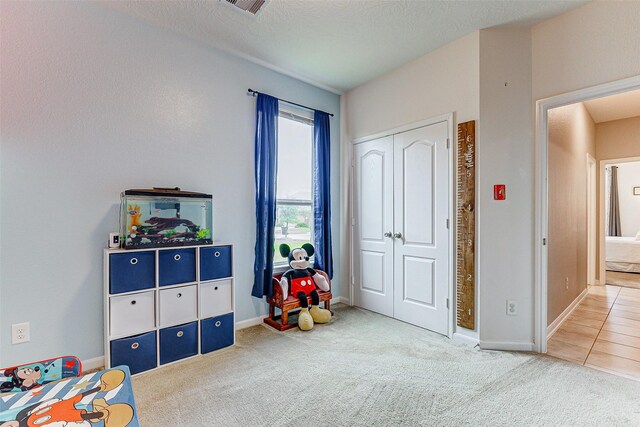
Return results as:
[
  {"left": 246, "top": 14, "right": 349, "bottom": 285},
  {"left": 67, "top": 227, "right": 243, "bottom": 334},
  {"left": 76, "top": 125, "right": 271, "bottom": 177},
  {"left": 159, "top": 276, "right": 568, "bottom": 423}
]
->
[{"left": 290, "top": 277, "right": 316, "bottom": 296}]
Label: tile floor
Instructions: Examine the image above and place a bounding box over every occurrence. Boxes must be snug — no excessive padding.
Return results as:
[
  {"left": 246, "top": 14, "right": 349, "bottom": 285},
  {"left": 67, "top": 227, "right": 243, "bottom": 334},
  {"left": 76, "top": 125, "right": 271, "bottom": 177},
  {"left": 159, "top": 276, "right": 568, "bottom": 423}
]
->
[{"left": 547, "top": 285, "right": 640, "bottom": 381}]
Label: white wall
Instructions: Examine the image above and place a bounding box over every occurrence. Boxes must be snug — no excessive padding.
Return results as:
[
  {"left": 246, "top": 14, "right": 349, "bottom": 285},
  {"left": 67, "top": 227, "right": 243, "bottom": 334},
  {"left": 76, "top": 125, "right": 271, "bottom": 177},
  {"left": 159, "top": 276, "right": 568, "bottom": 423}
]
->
[
  {"left": 477, "top": 28, "right": 533, "bottom": 347},
  {"left": 345, "top": 32, "right": 480, "bottom": 339},
  {"left": 346, "top": 32, "right": 480, "bottom": 140},
  {"left": 532, "top": 1, "right": 640, "bottom": 101},
  {"left": 339, "top": 95, "right": 350, "bottom": 302},
  {"left": 615, "top": 162, "right": 640, "bottom": 237},
  {"left": 0, "top": 2, "right": 341, "bottom": 366}
]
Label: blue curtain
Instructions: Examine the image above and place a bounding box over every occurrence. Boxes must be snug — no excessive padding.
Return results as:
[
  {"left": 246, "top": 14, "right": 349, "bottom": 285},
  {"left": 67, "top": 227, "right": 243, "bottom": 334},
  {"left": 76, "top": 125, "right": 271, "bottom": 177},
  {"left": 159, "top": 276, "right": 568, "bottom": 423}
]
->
[
  {"left": 312, "top": 110, "right": 333, "bottom": 279},
  {"left": 252, "top": 94, "right": 279, "bottom": 298}
]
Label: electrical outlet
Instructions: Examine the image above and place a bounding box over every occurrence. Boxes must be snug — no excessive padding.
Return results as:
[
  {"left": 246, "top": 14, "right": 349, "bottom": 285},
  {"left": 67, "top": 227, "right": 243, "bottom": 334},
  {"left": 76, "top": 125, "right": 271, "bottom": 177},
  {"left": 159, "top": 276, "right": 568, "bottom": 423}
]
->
[
  {"left": 565, "top": 277, "right": 569, "bottom": 290},
  {"left": 506, "top": 300, "right": 518, "bottom": 316},
  {"left": 12, "top": 322, "right": 30, "bottom": 344}
]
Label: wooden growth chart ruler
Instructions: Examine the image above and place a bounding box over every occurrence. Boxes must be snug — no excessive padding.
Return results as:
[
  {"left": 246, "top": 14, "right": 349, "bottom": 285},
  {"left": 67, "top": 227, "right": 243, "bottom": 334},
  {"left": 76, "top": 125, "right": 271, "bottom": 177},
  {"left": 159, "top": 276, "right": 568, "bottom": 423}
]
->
[{"left": 456, "top": 120, "right": 476, "bottom": 330}]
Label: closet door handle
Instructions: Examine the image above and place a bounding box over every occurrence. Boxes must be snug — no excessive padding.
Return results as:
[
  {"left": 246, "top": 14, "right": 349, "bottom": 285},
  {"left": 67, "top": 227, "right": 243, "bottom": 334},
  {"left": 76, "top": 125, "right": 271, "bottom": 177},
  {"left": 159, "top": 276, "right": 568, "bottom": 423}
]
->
[
  {"left": 393, "top": 232, "right": 403, "bottom": 239},
  {"left": 384, "top": 232, "right": 393, "bottom": 238}
]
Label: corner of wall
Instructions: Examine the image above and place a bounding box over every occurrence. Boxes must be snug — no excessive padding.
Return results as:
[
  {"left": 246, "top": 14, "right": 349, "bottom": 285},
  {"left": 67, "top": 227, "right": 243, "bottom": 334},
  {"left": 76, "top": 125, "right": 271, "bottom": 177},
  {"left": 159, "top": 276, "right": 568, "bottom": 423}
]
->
[
  {"left": 477, "top": 26, "right": 534, "bottom": 344},
  {"left": 339, "top": 94, "right": 351, "bottom": 303}
]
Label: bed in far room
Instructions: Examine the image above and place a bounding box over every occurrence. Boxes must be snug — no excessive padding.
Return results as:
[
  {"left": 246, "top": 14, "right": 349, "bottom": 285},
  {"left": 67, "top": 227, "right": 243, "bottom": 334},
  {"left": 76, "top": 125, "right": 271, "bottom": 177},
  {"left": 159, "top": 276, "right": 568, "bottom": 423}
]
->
[{"left": 606, "top": 235, "right": 640, "bottom": 273}]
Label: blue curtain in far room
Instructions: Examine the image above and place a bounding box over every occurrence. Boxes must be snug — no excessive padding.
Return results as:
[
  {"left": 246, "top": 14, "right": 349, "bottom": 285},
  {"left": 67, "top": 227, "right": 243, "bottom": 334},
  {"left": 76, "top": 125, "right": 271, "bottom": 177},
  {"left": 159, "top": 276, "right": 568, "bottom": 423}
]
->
[
  {"left": 312, "top": 110, "right": 333, "bottom": 279},
  {"left": 252, "top": 94, "right": 279, "bottom": 298}
]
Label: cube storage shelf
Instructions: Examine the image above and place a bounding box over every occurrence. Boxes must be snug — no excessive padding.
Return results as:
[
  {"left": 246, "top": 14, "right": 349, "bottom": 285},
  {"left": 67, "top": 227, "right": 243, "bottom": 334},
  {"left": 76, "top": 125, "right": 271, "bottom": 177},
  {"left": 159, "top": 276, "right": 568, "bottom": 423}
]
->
[{"left": 104, "top": 244, "right": 234, "bottom": 375}]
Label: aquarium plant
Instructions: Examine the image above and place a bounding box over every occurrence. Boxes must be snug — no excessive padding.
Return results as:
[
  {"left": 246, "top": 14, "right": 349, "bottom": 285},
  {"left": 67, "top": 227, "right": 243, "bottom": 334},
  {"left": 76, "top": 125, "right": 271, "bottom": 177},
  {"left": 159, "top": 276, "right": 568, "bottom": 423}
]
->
[{"left": 196, "top": 228, "right": 210, "bottom": 239}]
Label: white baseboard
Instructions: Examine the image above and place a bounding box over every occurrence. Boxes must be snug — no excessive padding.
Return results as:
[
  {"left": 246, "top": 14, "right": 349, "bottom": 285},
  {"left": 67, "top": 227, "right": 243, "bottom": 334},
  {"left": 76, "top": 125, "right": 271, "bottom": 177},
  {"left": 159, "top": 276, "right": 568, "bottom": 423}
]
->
[
  {"left": 547, "top": 287, "right": 589, "bottom": 339},
  {"left": 452, "top": 332, "right": 479, "bottom": 347},
  {"left": 235, "top": 315, "right": 267, "bottom": 330},
  {"left": 331, "top": 296, "right": 349, "bottom": 305},
  {"left": 479, "top": 341, "right": 535, "bottom": 352},
  {"left": 82, "top": 356, "right": 105, "bottom": 371}
]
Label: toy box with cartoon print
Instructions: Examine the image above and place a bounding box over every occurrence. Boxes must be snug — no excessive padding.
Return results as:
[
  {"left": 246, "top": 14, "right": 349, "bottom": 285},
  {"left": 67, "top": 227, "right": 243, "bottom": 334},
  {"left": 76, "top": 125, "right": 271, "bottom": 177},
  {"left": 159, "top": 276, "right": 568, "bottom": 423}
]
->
[{"left": 0, "top": 366, "right": 139, "bottom": 427}]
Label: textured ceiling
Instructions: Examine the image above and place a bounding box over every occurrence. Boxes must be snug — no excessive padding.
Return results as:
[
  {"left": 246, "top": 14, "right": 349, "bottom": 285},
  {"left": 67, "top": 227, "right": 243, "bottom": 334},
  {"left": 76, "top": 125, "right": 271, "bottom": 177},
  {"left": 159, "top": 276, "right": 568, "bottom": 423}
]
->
[
  {"left": 584, "top": 89, "right": 640, "bottom": 123},
  {"left": 101, "top": 0, "right": 587, "bottom": 93}
]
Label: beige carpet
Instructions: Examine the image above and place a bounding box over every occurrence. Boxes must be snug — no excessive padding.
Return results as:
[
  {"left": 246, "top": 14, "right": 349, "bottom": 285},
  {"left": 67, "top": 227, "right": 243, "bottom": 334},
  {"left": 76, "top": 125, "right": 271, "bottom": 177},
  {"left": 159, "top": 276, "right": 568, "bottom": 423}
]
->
[
  {"left": 606, "top": 270, "right": 640, "bottom": 289},
  {"left": 132, "top": 305, "right": 640, "bottom": 426}
]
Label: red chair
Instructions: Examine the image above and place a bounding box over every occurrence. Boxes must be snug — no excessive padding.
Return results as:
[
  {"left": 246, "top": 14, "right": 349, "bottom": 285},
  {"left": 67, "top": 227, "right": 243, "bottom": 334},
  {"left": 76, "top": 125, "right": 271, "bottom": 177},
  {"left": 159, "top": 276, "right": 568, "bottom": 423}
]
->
[{"left": 263, "top": 270, "right": 333, "bottom": 331}]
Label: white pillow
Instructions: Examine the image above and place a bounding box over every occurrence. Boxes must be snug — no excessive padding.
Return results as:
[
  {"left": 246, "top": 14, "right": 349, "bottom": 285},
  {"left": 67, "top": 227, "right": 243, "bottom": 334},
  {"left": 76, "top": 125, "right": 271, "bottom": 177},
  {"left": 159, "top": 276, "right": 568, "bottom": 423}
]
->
[{"left": 636, "top": 231, "right": 640, "bottom": 241}]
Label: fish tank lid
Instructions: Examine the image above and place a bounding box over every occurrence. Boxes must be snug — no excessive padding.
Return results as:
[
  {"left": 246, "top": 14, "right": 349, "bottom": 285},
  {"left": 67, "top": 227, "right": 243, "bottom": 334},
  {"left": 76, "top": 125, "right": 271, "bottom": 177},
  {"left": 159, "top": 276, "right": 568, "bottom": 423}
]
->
[{"left": 122, "top": 187, "right": 212, "bottom": 199}]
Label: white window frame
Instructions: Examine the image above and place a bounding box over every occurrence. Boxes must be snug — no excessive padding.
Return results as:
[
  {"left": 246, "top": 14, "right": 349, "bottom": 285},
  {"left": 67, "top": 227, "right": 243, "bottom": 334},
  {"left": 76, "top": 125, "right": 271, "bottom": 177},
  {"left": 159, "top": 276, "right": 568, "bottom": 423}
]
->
[{"left": 273, "top": 104, "right": 315, "bottom": 271}]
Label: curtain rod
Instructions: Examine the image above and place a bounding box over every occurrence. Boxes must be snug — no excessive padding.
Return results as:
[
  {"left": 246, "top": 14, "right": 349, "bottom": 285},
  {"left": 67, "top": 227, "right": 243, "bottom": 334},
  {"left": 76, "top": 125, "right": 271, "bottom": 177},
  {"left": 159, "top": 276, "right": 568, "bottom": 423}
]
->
[{"left": 247, "top": 88, "right": 334, "bottom": 117}]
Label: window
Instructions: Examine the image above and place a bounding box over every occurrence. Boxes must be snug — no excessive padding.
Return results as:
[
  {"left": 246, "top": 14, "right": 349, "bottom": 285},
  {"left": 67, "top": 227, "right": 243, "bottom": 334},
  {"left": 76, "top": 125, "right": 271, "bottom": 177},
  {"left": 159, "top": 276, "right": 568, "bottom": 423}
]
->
[{"left": 274, "top": 107, "right": 314, "bottom": 266}]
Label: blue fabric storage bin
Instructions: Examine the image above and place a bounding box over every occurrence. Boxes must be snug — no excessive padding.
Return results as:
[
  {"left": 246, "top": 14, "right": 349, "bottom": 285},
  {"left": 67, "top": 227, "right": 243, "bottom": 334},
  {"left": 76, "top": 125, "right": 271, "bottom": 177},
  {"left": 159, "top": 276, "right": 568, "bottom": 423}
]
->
[
  {"left": 159, "top": 321, "right": 198, "bottom": 365},
  {"left": 159, "top": 248, "right": 196, "bottom": 286},
  {"left": 110, "top": 251, "right": 155, "bottom": 294},
  {"left": 110, "top": 331, "right": 157, "bottom": 375},
  {"left": 201, "top": 313, "right": 234, "bottom": 354},
  {"left": 200, "top": 246, "right": 232, "bottom": 281}
]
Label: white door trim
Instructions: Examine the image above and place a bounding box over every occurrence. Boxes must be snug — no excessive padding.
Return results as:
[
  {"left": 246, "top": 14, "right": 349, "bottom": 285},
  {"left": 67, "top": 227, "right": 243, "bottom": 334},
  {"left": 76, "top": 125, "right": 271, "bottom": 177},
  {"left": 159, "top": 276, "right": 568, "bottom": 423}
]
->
[
  {"left": 587, "top": 153, "right": 596, "bottom": 287},
  {"left": 350, "top": 113, "right": 455, "bottom": 338},
  {"left": 352, "top": 114, "right": 454, "bottom": 145},
  {"left": 534, "top": 75, "right": 640, "bottom": 354}
]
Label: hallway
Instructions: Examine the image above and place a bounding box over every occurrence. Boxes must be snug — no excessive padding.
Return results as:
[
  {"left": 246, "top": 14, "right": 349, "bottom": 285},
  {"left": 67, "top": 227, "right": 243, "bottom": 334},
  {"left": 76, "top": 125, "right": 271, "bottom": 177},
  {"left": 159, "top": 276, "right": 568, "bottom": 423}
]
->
[{"left": 548, "top": 285, "right": 640, "bottom": 380}]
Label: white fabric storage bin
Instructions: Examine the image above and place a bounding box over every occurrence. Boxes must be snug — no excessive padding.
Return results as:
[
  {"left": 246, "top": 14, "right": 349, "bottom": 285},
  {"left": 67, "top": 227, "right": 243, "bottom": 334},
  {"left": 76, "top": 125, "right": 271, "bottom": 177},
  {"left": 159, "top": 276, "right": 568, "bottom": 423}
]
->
[
  {"left": 159, "top": 284, "right": 198, "bottom": 328},
  {"left": 110, "top": 291, "right": 155, "bottom": 338},
  {"left": 200, "top": 279, "right": 233, "bottom": 318}
]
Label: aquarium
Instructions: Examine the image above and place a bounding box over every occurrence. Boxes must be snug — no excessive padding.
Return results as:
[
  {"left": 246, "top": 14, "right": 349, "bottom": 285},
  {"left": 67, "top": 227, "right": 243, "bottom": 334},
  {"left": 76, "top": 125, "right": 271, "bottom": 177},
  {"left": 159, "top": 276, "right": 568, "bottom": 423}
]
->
[{"left": 120, "top": 188, "right": 213, "bottom": 249}]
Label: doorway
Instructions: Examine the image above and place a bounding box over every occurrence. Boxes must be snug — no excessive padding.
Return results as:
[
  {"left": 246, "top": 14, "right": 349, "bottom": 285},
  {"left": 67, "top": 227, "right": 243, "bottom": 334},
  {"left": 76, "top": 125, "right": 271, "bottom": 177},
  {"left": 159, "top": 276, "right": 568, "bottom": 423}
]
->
[
  {"left": 601, "top": 158, "right": 640, "bottom": 289},
  {"left": 352, "top": 115, "right": 453, "bottom": 336},
  {"left": 537, "top": 77, "right": 640, "bottom": 379}
]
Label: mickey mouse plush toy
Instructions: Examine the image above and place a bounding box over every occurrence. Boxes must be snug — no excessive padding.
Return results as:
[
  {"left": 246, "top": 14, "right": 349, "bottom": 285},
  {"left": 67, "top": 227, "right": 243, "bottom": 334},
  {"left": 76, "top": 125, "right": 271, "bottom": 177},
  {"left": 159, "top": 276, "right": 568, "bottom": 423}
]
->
[{"left": 279, "top": 243, "right": 332, "bottom": 331}]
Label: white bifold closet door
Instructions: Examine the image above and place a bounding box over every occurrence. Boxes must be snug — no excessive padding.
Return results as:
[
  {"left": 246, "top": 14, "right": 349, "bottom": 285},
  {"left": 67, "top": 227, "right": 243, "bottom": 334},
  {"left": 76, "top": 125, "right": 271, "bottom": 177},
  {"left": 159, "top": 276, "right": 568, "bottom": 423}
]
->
[
  {"left": 353, "top": 121, "right": 449, "bottom": 335},
  {"left": 353, "top": 135, "right": 395, "bottom": 317}
]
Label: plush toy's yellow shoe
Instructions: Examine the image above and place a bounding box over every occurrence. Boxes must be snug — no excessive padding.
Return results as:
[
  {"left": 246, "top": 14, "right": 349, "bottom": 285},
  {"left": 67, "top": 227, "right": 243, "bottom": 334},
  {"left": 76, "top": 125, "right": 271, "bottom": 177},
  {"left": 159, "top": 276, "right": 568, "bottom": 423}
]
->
[
  {"left": 298, "top": 307, "right": 314, "bottom": 331},
  {"left": 309, "top": 305, "right": 331, "bottom": 324}
]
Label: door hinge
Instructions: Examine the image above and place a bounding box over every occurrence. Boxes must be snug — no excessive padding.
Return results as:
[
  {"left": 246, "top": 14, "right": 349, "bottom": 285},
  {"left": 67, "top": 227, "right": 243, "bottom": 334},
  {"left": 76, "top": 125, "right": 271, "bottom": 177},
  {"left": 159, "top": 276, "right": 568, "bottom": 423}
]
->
[
  {"left": 446, "top": 298, "right": 450, "bottom": 309},
  {"left": 446, "top": 138, "right": 450, "bottom": 149},
  {"left": 446, "top": 219, "right": 450, "bottom": 229},
  {"left": 351, "top": 276, "right": 355, "bottom": 286},
  {"left": 351, "top": 218, "right": 356, "bottom": 226},
  {"left": 543, "top": 238, "right": 547, "bottom": 246}
]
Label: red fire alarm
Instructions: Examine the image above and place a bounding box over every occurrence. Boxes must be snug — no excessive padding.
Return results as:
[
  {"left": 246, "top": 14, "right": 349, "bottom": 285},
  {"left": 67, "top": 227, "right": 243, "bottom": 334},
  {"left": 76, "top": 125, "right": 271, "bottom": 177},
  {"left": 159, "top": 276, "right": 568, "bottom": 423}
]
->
[{"left": 494, "top": 184, "right": 506, "bottom": 200}]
